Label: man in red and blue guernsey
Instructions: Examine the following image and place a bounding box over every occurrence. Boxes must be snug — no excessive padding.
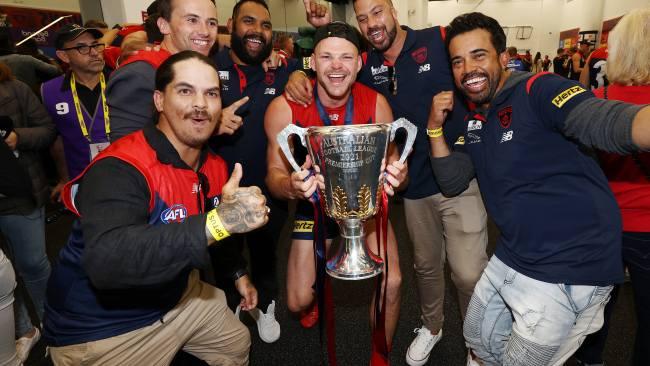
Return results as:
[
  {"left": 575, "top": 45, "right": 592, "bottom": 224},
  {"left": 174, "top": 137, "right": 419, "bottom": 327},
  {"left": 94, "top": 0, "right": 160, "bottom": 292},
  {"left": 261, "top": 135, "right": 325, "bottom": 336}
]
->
[
  {"left": 43, "top": 51, "right": 269, "bottom": 365},
  {"left": 43, "top": 24, "right": 110, "bottom": 200},
  {"left": 429, "top": 12, "right": 650, "bottom": 366},
  {"left": 106, "top": 0, "right": 218, "bottom": 141},
  {"left": 288, "top": 1, "right": 488, "bottom": 364},
  {"left": 207, "top": 0, "right": 303, "bottom": 344},
  {"left": 265, "top": 22, "right": 407, "bottom": 366}
]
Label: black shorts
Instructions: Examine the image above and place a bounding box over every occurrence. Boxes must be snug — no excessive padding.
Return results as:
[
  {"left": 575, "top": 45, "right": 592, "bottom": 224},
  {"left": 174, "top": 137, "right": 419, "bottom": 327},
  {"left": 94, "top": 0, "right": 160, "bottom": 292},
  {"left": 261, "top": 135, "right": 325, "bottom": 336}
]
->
[{"left": 292, "top": 200, "right": 339, "bottom": 240}]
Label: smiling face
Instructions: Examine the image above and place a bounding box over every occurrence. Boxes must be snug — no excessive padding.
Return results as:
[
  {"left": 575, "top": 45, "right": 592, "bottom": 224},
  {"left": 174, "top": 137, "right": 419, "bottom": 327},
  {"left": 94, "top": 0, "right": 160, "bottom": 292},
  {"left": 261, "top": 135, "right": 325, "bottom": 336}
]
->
[
  {"left": 157, "top": 0, "right": 218, "bottom": 55},
  {"left": 311, "top": 36, "right": 362, "bottom": 106},
  {"left": 449, "top": 28, "right": 509, "bottom": 109},
  {"left": 353, "top": 0, "right": 398, "bottom": 52},
  {"left": 228, "top": 1, "right": 273, "bottom": 65},
  {"left": 154, "top": 57, "right": 221, "bottom": 149}
]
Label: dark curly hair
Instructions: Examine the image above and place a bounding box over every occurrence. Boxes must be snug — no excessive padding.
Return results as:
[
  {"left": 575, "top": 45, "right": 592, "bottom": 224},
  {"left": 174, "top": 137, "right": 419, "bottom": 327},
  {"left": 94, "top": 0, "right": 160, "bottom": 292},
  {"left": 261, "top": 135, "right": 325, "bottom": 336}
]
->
[{"left": 445, "top": 12, "right": 506, "bottom": 54}]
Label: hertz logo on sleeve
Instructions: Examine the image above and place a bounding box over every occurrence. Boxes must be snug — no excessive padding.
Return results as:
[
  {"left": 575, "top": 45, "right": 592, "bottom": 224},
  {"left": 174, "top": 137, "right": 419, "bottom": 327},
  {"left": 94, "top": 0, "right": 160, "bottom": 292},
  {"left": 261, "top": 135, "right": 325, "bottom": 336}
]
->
[
  {"left": 293, "top": 220, "right": 314, "bottom": 233},
  {"left": 552, "top": 86, "right": 586, "bottom": 108}
]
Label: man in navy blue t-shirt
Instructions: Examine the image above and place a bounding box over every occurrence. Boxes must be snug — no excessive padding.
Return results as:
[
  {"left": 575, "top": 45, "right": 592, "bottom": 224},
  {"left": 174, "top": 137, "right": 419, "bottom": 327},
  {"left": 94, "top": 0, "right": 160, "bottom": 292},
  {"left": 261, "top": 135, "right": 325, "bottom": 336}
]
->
[
  {"left": 429, "top": 12, "right": 650, "bottom": 366},
  {"left": 289, "top": 2, "right": 489, "bottom": 364}
]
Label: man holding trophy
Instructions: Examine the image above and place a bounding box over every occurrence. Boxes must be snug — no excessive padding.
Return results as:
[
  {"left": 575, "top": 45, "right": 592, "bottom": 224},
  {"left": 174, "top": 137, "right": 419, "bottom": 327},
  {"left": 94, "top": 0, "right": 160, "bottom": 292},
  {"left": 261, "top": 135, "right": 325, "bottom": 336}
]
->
[{"left": 265, "top": 22, "right": 411, "bottom": 365}]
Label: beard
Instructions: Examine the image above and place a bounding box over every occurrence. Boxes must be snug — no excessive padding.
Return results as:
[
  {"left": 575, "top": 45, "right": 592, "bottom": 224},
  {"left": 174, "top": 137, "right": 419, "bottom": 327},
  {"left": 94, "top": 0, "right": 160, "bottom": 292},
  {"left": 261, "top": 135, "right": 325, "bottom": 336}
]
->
[
  {"left": 230, "top": 31, "right": 272, "bottom": 66},
  {"left": 458, "top": 70, "right": 501, "bottom": 106},
  {"left": 176, "top": 109, "right": 216, "bottom": 148},
  {"left": 367, "top": 23, "right": 397, "bottom": 52}
]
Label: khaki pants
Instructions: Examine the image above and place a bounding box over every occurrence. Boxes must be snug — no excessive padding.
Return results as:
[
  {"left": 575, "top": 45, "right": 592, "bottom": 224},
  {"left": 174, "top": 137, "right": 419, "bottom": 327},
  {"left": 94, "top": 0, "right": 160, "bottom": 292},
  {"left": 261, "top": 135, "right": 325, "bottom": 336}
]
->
[
  {"left": 403, "top": 179, "right": 488, "bottom": 333},
  {"left": 49, "top": 271, "right": 250, "bottom": 366}
]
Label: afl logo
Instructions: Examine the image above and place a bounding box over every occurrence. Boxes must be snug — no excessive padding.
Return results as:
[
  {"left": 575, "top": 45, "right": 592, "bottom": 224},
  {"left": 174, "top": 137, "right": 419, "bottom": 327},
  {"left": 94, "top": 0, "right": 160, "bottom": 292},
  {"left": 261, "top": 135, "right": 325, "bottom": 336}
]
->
[
  {"left": 212, "top": 196, "right": 220, "bottom": 208},
  {"left": 161, "top": 204, "right": 187, "bottom": 224}
]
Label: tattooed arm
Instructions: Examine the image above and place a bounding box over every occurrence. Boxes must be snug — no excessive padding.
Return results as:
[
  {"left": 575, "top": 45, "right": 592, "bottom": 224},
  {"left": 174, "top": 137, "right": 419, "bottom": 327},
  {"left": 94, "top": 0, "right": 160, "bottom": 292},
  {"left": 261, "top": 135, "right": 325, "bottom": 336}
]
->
[{"left": 205, "top": 163, "right": 269, "bottom": 245}]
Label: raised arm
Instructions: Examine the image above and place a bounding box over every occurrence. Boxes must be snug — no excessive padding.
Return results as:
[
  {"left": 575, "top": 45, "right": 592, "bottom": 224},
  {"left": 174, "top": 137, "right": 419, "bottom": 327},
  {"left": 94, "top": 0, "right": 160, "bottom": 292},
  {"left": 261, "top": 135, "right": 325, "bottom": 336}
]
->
[{"left": 427, "top": 91, "right": 475, "bottom": 197}]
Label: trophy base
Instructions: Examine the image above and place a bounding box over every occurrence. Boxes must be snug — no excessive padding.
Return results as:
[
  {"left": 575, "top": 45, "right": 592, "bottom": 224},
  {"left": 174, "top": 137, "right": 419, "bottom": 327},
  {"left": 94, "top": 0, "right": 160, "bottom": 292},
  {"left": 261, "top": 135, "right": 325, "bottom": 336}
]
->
[{"left": 326, "top": 219, "right": 384, "bottom": 280}]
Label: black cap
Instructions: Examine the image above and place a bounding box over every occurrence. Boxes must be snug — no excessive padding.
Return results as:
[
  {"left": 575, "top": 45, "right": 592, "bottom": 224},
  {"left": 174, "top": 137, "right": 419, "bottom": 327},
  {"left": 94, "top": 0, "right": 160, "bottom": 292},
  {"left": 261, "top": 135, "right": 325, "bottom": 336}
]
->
[
  {"left": 313, "top": 22, "right": 361, "bottom": 51},
  {"left": 55, "top": 24, "right": 103, "bottom": 49}
]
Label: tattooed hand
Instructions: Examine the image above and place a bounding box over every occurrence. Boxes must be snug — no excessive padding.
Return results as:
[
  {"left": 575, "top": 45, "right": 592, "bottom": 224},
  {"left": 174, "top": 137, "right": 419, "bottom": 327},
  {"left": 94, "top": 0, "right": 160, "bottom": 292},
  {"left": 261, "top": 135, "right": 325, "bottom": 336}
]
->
[{"left": 211, "top": 163, "right": 269, "bottom": 237}]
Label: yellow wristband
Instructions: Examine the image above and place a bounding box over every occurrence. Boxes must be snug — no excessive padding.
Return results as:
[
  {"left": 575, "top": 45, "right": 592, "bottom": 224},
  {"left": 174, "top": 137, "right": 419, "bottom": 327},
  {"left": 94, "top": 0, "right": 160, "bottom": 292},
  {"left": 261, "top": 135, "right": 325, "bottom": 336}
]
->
[
  {"left": 206, "top": 209, "right": 230, "bottom": 242},
  {"left": 427, "top": 127, "right": 443, "bottom": 138}
]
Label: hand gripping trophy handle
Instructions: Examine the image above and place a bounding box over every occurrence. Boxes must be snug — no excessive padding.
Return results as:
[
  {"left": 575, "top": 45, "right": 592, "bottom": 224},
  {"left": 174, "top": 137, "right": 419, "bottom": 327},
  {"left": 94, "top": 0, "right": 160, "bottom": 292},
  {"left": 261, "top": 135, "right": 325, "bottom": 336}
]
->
[
  {"left": 276, "top": 123, "right": 307, "bottom": 173},
  {"left": 276, "top": 119, "right": 417, "bottom": 280}
]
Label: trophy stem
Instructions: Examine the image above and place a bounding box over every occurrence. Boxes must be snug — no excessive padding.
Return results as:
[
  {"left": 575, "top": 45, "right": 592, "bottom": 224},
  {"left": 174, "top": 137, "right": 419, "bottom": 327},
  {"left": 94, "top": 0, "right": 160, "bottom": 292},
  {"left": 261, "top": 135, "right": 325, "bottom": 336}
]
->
[{"left": 326, "top": 219, "right": 384, "bottom": 280}]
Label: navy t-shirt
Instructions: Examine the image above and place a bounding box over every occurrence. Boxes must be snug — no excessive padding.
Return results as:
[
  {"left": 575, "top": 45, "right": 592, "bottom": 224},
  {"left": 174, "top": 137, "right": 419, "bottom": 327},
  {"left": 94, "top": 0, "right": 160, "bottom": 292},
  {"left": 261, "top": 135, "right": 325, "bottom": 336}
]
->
[
  {"left": 211, "top": 48, "right": 298, "bottom": 189},
  {"left": 459, "top": 72, "right": 623, "bottom": 286},
  {"left": 358, "top": 26, "right": 468, "bottom": 199}
]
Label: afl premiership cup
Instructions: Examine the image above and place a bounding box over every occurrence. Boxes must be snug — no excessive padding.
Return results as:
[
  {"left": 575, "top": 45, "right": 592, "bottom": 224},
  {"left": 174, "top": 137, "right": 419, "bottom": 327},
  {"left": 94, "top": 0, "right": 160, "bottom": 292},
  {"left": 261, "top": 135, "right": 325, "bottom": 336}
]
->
[{"left": 277, "top": 118, "right": 416, "bottom": 280}]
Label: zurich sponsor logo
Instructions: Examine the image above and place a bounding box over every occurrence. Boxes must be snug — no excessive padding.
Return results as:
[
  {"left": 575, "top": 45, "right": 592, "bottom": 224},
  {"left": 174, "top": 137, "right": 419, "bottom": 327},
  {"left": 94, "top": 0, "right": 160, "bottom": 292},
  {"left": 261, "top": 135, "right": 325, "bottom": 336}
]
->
[
  {"left": 161, "top": 204, "right": 188, "bottom": 224},
  {"left": 467, "top": 119, "right": 482, "bottom": 131},
  {"left": 371, "top": 65, "right": 388, "bottom": 75}
]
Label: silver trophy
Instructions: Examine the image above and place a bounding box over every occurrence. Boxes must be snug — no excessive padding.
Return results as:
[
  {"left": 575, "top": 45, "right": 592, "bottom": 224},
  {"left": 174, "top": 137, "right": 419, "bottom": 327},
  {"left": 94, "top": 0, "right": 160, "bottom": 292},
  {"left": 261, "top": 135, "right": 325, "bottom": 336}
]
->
[{"left": 277, "top": 118, "right": 417, "bottom": 280}]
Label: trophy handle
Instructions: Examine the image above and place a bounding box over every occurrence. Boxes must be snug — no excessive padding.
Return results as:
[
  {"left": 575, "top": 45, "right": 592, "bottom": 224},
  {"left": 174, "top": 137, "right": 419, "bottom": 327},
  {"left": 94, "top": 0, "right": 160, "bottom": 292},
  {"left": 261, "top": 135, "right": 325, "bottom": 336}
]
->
[
  {"left": 276, "top": 123, "right": 307, "bottom": 172},
  {"left": 389, "top": 118, "right": 417, "bottom": 164}
]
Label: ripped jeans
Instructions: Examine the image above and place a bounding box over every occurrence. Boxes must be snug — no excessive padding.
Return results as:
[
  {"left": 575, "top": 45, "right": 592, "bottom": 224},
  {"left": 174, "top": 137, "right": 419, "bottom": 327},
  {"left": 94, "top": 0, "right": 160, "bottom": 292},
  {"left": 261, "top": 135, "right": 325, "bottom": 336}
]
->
[{"left": 463, "top": 256, "right": 612, "bottom": 366}]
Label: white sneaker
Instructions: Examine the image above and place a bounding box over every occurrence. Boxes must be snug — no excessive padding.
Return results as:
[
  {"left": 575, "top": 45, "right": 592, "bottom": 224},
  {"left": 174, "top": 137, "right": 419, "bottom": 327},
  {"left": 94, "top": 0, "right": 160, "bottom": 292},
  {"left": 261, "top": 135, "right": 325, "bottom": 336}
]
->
[
  {"left": 250, "top": 300, "right": 281, "bottom": 343},
  {"left": 405, "top": 326, "right": 442, "bottom": 366},
  {"left": 467, "top": 351, "right": 480, "bottom": 366},
  {"left": 16, "top": 327, "right": 40, "bottom": 362}
]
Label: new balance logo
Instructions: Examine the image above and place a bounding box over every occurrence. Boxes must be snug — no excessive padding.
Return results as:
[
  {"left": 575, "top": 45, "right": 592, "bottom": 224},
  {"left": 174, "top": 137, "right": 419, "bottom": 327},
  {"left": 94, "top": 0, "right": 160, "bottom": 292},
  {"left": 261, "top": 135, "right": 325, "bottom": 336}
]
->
[
  {"left": 418, "top": 63, "right": 430, "bottom": 74},
  {"left": 500, "top": 130, "right": 514, "bottom": 143}
]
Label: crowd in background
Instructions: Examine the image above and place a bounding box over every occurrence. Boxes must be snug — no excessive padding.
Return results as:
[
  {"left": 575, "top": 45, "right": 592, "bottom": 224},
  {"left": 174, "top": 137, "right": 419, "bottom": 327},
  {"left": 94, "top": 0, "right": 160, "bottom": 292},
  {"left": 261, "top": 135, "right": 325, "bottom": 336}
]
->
[{"left": 0, "top": 1, "right": 648, "bottom": 366}]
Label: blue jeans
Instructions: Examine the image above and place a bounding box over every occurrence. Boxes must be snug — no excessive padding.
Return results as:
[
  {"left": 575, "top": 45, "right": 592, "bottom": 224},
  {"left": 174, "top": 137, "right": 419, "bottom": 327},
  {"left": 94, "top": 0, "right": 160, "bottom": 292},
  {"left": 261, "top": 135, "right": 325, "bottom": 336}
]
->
[
  {"left": 0, "top": 207, "right": 51, "bottom": 337},
  {"left": 464, "top": 256, "right": 612, "bottom": 366}
]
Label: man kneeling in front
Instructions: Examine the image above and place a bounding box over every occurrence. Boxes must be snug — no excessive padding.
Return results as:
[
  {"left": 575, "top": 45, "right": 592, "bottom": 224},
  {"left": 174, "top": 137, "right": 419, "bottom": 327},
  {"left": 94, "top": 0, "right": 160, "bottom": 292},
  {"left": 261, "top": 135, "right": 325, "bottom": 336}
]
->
[{"left": 43, "top": 51, "right": 268, "bottom": 366}]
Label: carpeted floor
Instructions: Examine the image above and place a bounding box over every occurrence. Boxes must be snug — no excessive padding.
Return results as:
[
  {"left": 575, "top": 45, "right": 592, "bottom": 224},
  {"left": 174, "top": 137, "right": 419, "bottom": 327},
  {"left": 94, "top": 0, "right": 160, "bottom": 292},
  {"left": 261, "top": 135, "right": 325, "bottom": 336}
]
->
[{"left": 13, "top": 200, "right": 636, "bottom": 366}]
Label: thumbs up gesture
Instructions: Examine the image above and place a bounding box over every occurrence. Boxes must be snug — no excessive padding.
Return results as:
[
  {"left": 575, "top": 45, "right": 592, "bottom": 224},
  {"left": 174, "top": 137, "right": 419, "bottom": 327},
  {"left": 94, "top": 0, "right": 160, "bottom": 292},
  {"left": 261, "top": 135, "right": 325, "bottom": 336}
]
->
[{"left": 215, "top": 163, "right": 269, "bottom": 234}]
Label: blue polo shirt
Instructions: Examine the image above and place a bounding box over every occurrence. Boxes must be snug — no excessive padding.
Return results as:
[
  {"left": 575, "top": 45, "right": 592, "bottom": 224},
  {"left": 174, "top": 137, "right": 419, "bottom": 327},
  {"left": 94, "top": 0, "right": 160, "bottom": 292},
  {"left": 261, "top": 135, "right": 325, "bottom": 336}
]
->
[
  {"left": 358, "top": 26, "right": 467, "bottom": 199},
  {"left": 211, "top": 48, "right": 298, "bottom": 189},
  {"left": 460, "top": 72, "right": 623, "bottom": 286}
]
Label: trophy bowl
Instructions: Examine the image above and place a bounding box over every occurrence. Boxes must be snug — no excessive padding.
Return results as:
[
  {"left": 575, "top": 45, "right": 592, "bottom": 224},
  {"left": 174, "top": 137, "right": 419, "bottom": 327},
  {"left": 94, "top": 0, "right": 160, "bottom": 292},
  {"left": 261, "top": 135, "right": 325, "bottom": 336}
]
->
[{"left": 277, "top": 118, "right": 416, "bottom": 280}]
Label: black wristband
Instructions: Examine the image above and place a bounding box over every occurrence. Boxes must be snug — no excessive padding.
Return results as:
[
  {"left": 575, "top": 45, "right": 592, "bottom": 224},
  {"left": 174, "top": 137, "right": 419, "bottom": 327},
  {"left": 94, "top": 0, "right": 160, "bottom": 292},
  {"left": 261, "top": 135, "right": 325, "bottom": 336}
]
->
[{"left": 232, "top": 268, "right": 249, "bottom": 281}]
